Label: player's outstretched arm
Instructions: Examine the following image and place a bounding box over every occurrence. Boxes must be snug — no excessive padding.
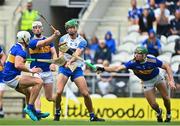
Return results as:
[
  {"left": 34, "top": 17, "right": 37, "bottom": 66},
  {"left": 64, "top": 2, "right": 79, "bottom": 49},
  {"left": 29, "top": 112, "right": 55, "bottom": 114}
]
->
[
  {"left": 161, "top": 63, "right": 176, "bottom": 90},
  {"left": 97, "top": 65, "right": 126, "bottom": 73},
  {"left": 36, "top": 30, "right": 60, "bottom": 48}
]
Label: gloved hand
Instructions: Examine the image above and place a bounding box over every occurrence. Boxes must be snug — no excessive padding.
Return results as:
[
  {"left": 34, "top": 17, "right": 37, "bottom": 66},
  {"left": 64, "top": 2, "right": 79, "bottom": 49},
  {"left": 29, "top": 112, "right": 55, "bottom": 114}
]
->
[{"left": 96, "top": 66, "right": 105, "bottom": 72}]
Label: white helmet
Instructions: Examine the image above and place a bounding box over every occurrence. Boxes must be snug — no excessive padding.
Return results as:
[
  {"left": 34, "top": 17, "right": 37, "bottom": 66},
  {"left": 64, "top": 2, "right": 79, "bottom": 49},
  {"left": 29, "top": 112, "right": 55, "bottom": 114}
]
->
[
  {"left": 32, "top": 21, "right": 43, "bottom": 28},
  {"left": 17, "top": 31, "right": 31, "bottom": 44}
]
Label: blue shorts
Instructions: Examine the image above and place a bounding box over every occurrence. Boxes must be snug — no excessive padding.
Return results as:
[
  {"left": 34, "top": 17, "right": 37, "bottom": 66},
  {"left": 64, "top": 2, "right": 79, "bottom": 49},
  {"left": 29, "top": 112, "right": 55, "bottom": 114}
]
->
[
  {"left": 0, "top": 71, "right": 3, "bottom": 83},
  {"left": 58, "top": 67, "right": 83, "bottom": 81}
]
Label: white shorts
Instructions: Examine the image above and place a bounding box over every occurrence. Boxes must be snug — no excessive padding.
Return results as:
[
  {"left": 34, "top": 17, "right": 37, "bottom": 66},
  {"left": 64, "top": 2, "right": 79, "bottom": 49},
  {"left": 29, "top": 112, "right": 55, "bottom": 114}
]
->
[
  {"left": 4, "top": 76, "right": 20, "bottom": 89},
  {"left": 0, "top": 83, "right": 5, "bottom": 91},
  {"left": 143, "top": 73, "right": 166, "bottom": 92},
  {"left": 34, "top": 71, "right": 53, "bottom": 84}
]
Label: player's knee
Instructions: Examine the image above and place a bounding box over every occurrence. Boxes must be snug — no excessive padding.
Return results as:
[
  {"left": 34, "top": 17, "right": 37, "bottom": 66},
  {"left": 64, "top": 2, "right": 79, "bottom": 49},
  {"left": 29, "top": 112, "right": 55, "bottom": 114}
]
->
[{"left": 81, "top": 91, "right": 90, "bottom": 98}]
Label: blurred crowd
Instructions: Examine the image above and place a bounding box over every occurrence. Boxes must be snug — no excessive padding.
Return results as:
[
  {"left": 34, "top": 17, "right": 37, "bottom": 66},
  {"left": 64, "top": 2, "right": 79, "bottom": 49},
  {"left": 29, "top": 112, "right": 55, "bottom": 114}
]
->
[
  {"left": 78, "top": 0, "right": 180, "bottom": 97},
  {"left": 0, "top": 0, "right": 179, "bottom": 98},
  {"left": 128, "top": 0, "right": 179, "bottom": 37}
]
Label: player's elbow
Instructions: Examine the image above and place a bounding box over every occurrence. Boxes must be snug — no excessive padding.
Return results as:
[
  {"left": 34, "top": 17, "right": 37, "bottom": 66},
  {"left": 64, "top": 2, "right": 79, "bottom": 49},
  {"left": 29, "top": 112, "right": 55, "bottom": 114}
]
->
[
  {"left": 162, "top": 63, "right": 170, "bottom": 70},
  {"left": 15, "top": 63, "right": 22, "bottom": 69},
  {"left": 116, "top": 65, "right": 125, "bottom": 72}
]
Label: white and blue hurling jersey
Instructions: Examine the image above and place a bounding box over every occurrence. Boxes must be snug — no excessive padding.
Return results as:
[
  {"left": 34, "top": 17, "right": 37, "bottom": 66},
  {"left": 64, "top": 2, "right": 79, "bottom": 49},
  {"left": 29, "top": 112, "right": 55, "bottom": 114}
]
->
[{"left": 59, "top": 34, "right": 87, "bottom": 67}]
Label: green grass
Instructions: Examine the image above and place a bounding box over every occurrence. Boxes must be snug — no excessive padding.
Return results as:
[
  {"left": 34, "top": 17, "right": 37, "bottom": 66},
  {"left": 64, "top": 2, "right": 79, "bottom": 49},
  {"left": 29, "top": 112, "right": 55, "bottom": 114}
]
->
[{"left": 0, "top": 119, "right": 180, "bottom": 126}]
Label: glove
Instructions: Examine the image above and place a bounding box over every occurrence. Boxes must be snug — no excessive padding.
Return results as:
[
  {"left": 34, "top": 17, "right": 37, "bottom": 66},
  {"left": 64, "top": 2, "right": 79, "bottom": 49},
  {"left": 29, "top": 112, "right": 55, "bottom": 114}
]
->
[{"left": 96, "top": 66, "right": 105, "bottom": 72}]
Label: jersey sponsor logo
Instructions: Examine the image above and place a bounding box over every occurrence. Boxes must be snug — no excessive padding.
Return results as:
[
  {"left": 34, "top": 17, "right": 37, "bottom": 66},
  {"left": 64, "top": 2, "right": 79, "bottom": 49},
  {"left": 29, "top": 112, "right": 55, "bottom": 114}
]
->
[
  {"left": 133, "top": 69, "right": 154, "bottom": 75},
  {"left": 29, "top": 46, "right": 51, "bottom": 54}
]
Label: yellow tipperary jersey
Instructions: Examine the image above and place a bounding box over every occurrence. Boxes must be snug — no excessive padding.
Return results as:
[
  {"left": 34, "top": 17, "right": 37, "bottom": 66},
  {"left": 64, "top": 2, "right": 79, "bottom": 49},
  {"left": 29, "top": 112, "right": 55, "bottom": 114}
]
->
[
  {"left": 0, "top": 46, "right": 4, "bottom": 82},
  {"left": 3, "top": 43, "right": 26, "bottom": 81},
  {"left": 124, "top": 56, "right": 163, "bottom": 81},
  {"left": 28, "top": 36, "right": 54, "bottom": 72}
]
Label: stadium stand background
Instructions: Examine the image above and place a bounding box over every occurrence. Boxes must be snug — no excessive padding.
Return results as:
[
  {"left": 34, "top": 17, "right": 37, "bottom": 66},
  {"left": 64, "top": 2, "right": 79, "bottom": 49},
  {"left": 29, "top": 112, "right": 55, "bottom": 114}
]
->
[{"left": 0, "top": 0, "right": 179, "bottom": 118}]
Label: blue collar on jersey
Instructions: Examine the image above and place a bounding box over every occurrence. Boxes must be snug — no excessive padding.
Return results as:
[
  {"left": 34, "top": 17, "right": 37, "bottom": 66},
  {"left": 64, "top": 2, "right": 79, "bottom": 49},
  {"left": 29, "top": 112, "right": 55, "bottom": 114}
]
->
[{"left": 17, "top": 42, "right": 25, "bottom": 50}]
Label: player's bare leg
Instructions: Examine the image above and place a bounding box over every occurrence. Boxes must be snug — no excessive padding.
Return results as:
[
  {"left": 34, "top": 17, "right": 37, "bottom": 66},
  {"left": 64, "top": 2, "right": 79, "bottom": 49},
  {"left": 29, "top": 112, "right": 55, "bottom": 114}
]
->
[
  {"left": 0, "top": 89, "right": 4, "bottom": 118},
  {"left": 144, "top": 88, "right": 163, "bottom": 122},
  {"left": 16, "top": 87, "right": 49, "bottom": 120},
  {"left": 35, "top": 94, "right": 50, "bottom": 119},
  {"left": 16, "top": 88, "right": 31, "bottom": 104},
  {"left": 35, "top": 95, "right": 41, "bottom": 112},
  {"left": 156, "top": 83, "right": 171, "bottom": 122},
  {"left": 35, "top": 83, "right": 56, "bottom": 118},
  {"left": 74, "top": 77, "right": 105, "bottom": 121},
  {"left": 17, "top": 75, "right": 43, "bottom": 121},
  {"left": 54, "top": 74, "right": 68, "bottom": 121},
  {"left": 19, "top": 77, "right": 43, "bottom": 105},
  {"left": 74, "top": 77, "right": 93, "bottom": 112},
  {"left": 44, "top": 83, "right": 56, "bottom": 102},
  {"left": 34, "top": 72, "right": 55, "bottom": 119}
]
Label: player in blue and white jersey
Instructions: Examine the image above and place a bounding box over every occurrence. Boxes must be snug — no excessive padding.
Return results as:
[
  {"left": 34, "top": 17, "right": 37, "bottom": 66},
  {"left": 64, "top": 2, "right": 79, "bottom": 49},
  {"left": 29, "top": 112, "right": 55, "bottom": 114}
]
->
[
  {"left": 54, "top": 19, "right": 105, "bottom": 121},
  {"left": 3, "top": 31, "right": 43, "bottom": 121},
  {"left": 29, "top": 21, "right": 60, "bottom": 118},
  {"left": 96, "top": 46, "right": 176, "bottom": 123},
  {"left": 0, "top": 46, "right": 6, "bottom": 118}
]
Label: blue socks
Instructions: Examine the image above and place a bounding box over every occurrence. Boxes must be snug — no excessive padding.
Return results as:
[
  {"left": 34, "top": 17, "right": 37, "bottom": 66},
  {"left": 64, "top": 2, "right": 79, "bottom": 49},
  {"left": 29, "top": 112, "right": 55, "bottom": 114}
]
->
[
  {"left": 36, "top": 110, "right": 41, "bottom": 114},
  {"left": 27, "top": 104, "right": 34, "bottom": 110},
  {"left": 90, "top": 112, "right": 95, "bottom": 118},
  {"left": 55, "top": 109, "right": 60, "bottom": 115}
]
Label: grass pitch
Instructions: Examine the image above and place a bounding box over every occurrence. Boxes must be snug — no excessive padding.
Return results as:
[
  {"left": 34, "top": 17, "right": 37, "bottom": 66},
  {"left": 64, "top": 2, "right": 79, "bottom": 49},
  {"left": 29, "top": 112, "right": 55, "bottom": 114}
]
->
[{"left": 0, "top": 119, "right": 180, "bottom": 126}]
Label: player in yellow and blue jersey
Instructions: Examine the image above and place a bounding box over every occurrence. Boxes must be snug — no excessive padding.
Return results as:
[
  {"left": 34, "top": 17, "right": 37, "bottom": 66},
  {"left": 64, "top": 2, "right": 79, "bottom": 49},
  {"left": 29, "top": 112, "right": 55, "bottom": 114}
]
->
[
  {"left": 0, "top": 46, "right": 6, "bottom": 118},
  {"left": 2, "top": 31, "right": 44, "bottom": 121},
  {"left": 54, "top": 19, "right": 105, "bottom": 122},
  {"left": 29, "top": 21, "right": 60, "bottom": 119},
  {"left": 96, "top": 46, "right": 176, "bottom": 123}
]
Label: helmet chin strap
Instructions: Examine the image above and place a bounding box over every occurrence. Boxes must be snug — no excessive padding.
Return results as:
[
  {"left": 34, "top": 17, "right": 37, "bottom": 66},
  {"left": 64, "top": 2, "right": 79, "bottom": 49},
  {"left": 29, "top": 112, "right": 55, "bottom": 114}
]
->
[
  {"left": 22, "top": 38, "right": 28, "bottom": 48},
  {"left": 35, "top": 33, "right": 41, "bottom": 38}
]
